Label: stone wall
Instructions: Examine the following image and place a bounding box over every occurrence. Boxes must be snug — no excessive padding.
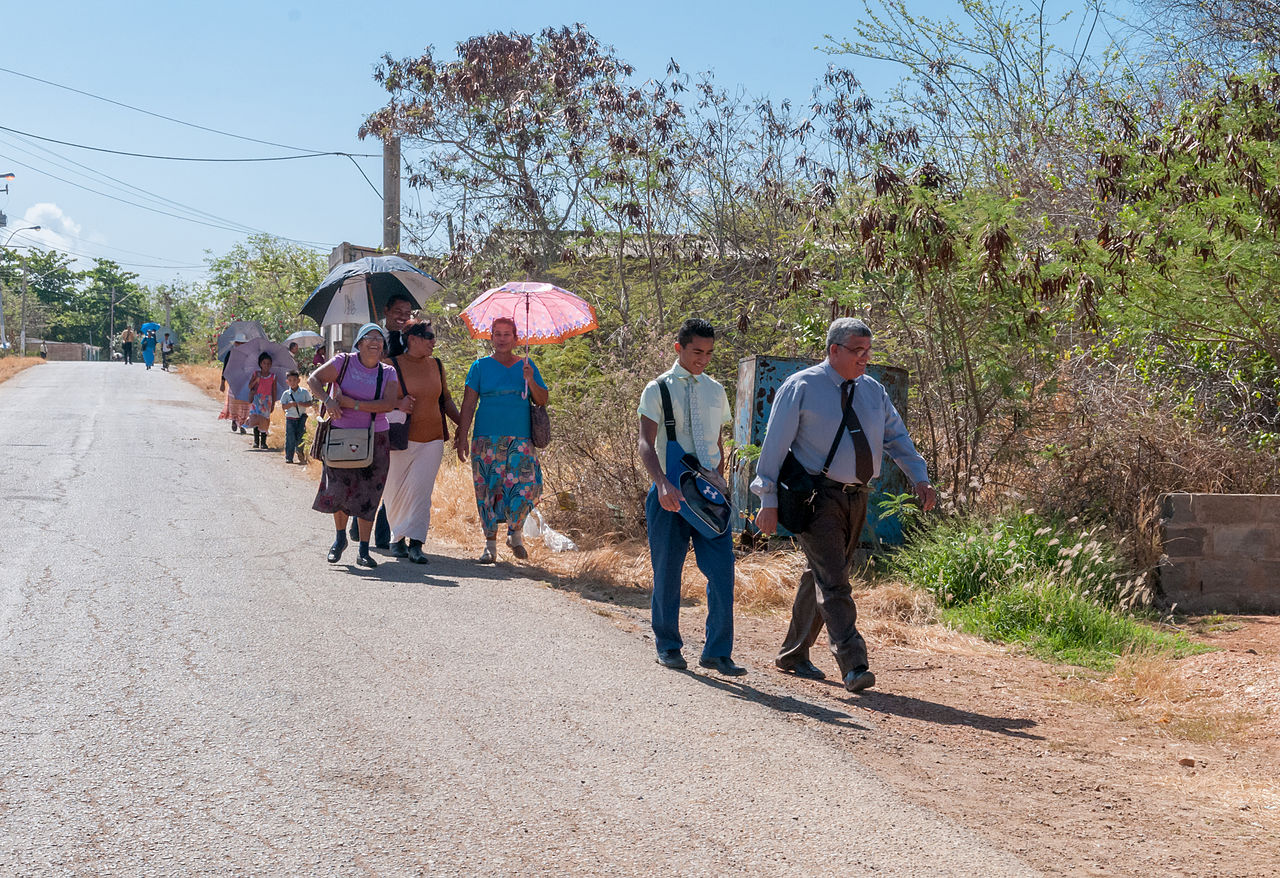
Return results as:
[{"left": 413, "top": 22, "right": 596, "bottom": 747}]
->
[{"left": 1158, "top": 493, "right": 1280, "bottom": 613}]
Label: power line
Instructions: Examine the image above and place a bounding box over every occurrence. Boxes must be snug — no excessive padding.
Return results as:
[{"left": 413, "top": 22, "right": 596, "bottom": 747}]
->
[
  {"left": 0, "top": 133, "right": 262, "bottom": 237},
  {"left": 0, "top": 153, "right": 328, "bottom": 248},
  {"left": 0, "top": 124, "right": 370, "bottom": 163},
  {"left": 0, "top": 64, "right": 379, "bottom": 157},
  {"left": 2, "top": 229, "right": 204, "bottom": 269}
]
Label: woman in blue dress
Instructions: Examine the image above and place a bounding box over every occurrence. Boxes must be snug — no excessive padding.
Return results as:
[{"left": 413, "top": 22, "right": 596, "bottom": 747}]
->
[
  {"left": 140, "top": 330, "right": 157, "bottom": 370},
  {"left": 453, "top": 316, "right": 549, "bottom": 563}
]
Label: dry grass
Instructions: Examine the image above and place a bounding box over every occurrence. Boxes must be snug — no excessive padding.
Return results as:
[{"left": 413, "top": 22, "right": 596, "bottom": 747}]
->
[
  {"left": 1063, "top": 652, "right": 1261, "bottom": 745},
  {"left": 0, "top": 357, "right": 44, "bottom": 384}
]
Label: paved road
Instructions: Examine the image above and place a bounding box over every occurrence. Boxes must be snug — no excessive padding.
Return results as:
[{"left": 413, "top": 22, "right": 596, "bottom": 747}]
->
[{"left": 1, "top": 363, "right": 1036, "bottom": 876}]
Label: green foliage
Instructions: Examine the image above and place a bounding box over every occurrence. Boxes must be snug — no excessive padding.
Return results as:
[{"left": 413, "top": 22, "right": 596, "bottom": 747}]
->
[
  {"left": 943, "top": 574, "right": 1207, "bottom": 670},
  {"left": 876, "top": 491, "right": 925, "bottom": 531},
  {"left": 891, "top": 511, "right": 1204, "bottom": 669},
  {"left": 892, "top": 511, "right": 1126, "bottom": 608},
  {"left": 204, "top": 234, "right": 327, "bottom": 339}
]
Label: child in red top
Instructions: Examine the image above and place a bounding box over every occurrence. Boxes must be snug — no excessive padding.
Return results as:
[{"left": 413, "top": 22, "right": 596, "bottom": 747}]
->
[{"left": 246, "top": 352, "right": 277, "bottom": 449}]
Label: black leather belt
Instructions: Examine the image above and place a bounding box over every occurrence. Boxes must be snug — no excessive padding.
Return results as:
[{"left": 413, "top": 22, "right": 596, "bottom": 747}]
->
[{"left": 820, "top": 476, "right": 869, "bottom": 494}]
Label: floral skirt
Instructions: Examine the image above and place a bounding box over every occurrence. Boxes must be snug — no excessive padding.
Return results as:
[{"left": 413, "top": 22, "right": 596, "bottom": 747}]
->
[
  {"left": 246, "top": 393, "right": 273, "bottom": 430},
  {"left": 471, "top": 436, "right": 542, "bottom": 536},
  {"left": 219, "top": 388, "right": 252, "bottom": 422},
  {"left": 312, "top": 432, "right": 391, "bottom": 520}
]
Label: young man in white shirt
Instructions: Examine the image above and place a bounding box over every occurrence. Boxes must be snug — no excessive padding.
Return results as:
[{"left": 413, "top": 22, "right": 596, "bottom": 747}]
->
[{"left": 637, "top": 318, "right": 745, "bottom": 676}]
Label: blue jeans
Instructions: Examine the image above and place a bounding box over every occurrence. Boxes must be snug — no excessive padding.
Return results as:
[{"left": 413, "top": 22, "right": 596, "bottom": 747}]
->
[
  {"left": 646, "top": 485, "right": 735, "bottom": 659},
  {"left": 284, "top": 416, "right": 307, "bottom": 462}
]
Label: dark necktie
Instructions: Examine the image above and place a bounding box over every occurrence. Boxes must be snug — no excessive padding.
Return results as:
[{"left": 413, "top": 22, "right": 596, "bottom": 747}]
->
[{"left": 841, "top": 379, "right": 874, "bottom": 485}]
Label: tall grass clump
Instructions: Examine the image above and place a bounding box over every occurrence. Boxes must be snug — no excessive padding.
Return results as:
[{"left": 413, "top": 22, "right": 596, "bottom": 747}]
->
[{"left": 890, "top": 511, "right": 1207, "bottom": 670}]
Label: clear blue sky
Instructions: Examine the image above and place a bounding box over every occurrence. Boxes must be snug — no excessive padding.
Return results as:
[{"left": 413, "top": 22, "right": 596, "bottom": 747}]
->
[{"left": 0, "top": 1, "right": 1122, "bottom": 288}]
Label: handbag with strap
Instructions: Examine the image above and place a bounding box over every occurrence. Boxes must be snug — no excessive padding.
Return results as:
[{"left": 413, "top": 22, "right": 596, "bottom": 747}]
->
[
  {"left": 314, "top": 354, "right": 384, "bottom": 469},
  {"left": 657, "top": 379, "right": 731, "bottom": 540},
  {"left": 436, "top": 357, "right": 451, "bottom": 443},
  {"left": 775, "top": 393, "right": 865, "bottom": 534},
  {"left": 387, "top": 357, "right": 410, "bottom": 451}
]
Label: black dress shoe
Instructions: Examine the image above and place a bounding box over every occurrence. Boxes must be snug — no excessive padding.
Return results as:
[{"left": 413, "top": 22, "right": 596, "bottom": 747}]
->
[
  {"left": 327, "top": 537, "right": 348, "bottom": 564},
  {"left": 656, "top": 649, "right": 687, "bottom": 670},
  {"left": 843, "top": 668, "right": 876, "bottom": 693},
  {"left": 775, "top": 657, "right": 827, "bottom": 679},
  {"left": 355, "top": 553, "right": 378, "bottom": 569},
  {"left": 390, "top": 539, "right": 409, "bottom": 558},
  {"left": 406, "top": 542, "right": 430, "bottom": 564},
  {"left": 699, "top": 655, "right": 747, "bottom": 676}
]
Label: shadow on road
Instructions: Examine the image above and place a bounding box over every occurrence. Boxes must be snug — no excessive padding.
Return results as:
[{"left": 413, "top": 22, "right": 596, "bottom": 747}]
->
[
  {"left": 848, "top": 689, "right": 1043, "bottom": 740},
  {"left": 683, "top": 671, "right": 872, "bottom": 732}
]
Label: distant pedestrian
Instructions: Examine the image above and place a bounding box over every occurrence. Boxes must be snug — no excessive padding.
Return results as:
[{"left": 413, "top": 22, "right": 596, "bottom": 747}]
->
[
  {"left": 120, "top": 327, "right": 135, "bottom": 365},
  {"left": 245, "top": 353, "right": 278, "bottom": 450},
  {"left": 279, "top": 369, "right": 315, "bottom": 464},
  {"left": 637, "top": 318, "right": 744, "bottom": 676},
  {"left": 452, "top": 316, "right": 548, "bottom": 564},
  {"left": 161, "top": 333, "right": 175, "bottom": 371},
  {"left": 312, "top": 345, "right": 327, "bottom": 368},
  {"left": 218, "top": 334, "right": 251, "bottom": 434},
  {"left": 752, "top": 318, "right": 936, "bottom": 693},
  {"left": 141, "top": 330, "right": 157, "bottom": 370},
  {"left": 38, "top": 341, "right": 48, "bottom": 360}
]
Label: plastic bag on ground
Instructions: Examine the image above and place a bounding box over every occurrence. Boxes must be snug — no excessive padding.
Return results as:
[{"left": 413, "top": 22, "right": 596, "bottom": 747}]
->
[{"left": 523, "top": 509, "right": 578, "bottom": 552}]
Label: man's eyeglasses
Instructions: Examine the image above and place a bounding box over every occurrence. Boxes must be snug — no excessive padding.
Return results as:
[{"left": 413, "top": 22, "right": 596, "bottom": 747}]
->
[{"left": 835, "top": 343, "right": 872, "bottom": 358}]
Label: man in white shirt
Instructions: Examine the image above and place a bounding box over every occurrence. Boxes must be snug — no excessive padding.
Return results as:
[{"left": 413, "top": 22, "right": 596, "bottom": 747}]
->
[{"left": 637, "top": 318, "right": 745, "bottom": 676}]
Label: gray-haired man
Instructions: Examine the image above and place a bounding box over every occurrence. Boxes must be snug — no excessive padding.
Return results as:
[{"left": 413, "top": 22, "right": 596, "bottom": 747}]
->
[{"left": 751, "top": 318, "right": 936, "bottom": 693}]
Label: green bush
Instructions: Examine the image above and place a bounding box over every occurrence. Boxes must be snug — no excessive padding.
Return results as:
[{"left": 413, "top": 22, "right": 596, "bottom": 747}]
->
[
  {"left": 891, "top": 511, "right": 1125, "bottom": 609},
  {"left": 890, "top": 512, "right": 1207, "bottom": 670},
  {"left": 945, "top": 575, "right": 1204, "bottom": 670}
]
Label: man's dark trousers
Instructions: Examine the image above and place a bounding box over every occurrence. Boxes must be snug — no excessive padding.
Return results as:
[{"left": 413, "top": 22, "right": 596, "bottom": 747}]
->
[
  {"left": 777, "top": 481, "right": 871, "bottom": 676},
  {"left": 122, "top": 342, "right": 133, "bottom": 364},
  {"left": 646, "top": 485, "right": 735, "bottom": 659}
]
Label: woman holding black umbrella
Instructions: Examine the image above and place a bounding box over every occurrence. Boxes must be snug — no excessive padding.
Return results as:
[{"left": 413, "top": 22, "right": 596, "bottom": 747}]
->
[{"left": 307, "top": 324, "right": 411, "bottom": 569}]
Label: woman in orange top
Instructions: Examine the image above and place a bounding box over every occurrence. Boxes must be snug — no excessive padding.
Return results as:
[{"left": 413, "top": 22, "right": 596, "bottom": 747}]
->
[{"left": 383, "top": 320, "right": 459, "bottom": 563}]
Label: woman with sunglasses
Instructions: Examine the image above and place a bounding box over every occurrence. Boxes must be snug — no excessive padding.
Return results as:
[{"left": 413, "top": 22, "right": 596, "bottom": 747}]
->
[{"left": 383, "top": 319, "right": 459, "bottom": 563}]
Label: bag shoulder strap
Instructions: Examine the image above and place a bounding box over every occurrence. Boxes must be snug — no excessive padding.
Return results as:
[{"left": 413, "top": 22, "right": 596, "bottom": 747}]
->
[
  {"left": 435, "top": 357, "right": 450, "bottom": 442},
  {"left": 818, "top": 405, "right": 855, "bottom": 477},
  {"left": 656, "top": 379, "right": 678, "bottom": 442},
  {"left": 391, "top": 356, "right": 409, "bottom": 394}
]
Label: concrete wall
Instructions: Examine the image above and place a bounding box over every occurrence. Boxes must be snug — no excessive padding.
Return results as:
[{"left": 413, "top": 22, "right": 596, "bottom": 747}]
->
[{"left": 1158, "top": 493, "right": 1280, "bottom": 613}]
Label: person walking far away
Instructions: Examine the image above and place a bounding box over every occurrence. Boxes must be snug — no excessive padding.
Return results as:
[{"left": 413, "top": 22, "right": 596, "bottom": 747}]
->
[
  {"left": 245, "top": 353, "right": 278, "bottom": 450},
  {"left": 140, "top": 330, "right": 157, "bottom": 370},
  {"left": 752, "top": 318, "right": 936, "bottom": 693},
  {"left": 279, "top": 369, "right": 315, "bottom": 464},
  {"left": 120, "top": 327, "right": 135, "bottom": 365},
  {"left": 161, "top": 333, "right": 175, "bottom": 371},
  {"left": 637, "top": 318, "right": 745, "bottom": 677}
]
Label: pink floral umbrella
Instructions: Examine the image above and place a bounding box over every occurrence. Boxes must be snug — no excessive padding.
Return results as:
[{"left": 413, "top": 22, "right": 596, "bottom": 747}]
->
[{"left": 460, "top": 282, "right": 598, "bottom": 345}]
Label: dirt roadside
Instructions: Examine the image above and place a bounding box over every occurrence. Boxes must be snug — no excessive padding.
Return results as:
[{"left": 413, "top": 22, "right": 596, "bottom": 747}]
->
[
  {"left": 559, "top": 581, "right": 1280, "bottom": 878},
  {"left": 181, "top": 367, "right": 1278, "bottom": 875}
]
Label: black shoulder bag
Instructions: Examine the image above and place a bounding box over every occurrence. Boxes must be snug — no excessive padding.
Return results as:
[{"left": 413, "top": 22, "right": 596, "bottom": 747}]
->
[
  {"left": 776, "top": 409, "right": 857, "bottom": 535},
  {"left": 388, "top": 357, "right": 410, "bottom": 451}
]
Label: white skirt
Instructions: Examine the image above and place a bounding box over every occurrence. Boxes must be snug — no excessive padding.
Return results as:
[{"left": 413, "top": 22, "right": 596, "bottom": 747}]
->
[{"left": 384, "top": 438, "right": 445, "bottom": 543}]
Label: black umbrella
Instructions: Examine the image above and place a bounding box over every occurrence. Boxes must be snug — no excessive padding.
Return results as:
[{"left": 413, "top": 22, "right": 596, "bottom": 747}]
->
[{"left": 299, "top": 256, "right": 443, "bottom": 327}]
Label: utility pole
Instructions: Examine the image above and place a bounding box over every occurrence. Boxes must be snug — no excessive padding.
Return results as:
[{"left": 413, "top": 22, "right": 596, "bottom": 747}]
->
[
  {"left": 19, "top": 260, "right": 27, "bottom": 356},
  {"left": 382, "top": 136, "right": 401, "bottom": 253},
  {"left": 0, "top": 274, "right": 8, "bottom": 352},
  {"left": 108, "top": 287, "right": 116, "bottom": 359}
]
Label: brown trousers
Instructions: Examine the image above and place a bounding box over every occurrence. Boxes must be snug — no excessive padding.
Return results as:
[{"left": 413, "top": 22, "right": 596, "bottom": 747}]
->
[{"left": 777, "top": 481, "right": 870, "bottom": 676}]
